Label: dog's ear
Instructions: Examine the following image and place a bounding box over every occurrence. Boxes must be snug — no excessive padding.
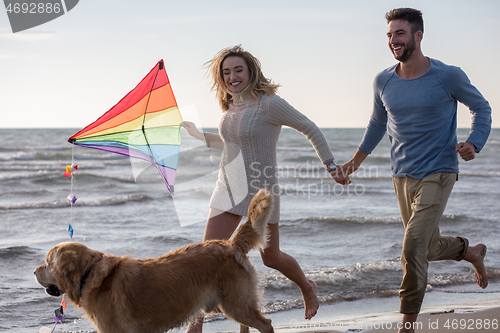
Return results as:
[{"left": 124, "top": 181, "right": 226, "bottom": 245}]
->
[
  {"left": 61, "top": 258, "right": 77, "bottom": 275},
  {"left": 80, "top": 248, "right": 104, "bottom": 272},
  {"left": 85, "top": 256, "right": 119, "bottom": 291},
  {"left": 52, "top": 247, "right": 84, "bottom": 303},
  {"left": 57, "top": 250, "right": 79, "bottom": 275}
]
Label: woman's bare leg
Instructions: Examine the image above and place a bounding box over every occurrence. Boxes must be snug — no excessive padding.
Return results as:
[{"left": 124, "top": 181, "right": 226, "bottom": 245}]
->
[{"left": 260, "top": 223, "right": 319, "bottom": 320}]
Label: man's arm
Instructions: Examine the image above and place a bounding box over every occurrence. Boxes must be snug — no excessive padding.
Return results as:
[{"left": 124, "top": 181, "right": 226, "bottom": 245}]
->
[
  {"left": 341, "top": 74, "right": 389, "bottom": 180},
  {"left": 341, "top": 149, "right": 369, "bottom": 177},
  {"left": 446, "top": 66, "right": 492, "bottom": 153}
]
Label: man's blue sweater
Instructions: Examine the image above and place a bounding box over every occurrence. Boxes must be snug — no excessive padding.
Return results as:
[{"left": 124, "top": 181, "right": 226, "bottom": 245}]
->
[{"left": 358, "top": 58, "right": 492, "bottom": 179}]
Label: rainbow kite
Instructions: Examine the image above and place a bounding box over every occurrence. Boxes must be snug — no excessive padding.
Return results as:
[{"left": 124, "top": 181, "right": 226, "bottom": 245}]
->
[{"left": 69, "top": 60, "right": 182, "bottom": 194}]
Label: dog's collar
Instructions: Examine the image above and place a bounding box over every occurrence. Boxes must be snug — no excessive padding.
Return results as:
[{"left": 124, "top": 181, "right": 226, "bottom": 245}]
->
[{"left": 80, "top": 258, "right": 102, "bottom": 295}]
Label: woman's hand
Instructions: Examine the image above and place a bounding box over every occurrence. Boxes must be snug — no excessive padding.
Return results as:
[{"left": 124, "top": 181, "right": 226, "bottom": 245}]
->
[
  {"left": 181, "top": 121, "right": 204, "bottom": 141},
  {"left": 329, "top": 166, "right": 351, "bottom": 185}
]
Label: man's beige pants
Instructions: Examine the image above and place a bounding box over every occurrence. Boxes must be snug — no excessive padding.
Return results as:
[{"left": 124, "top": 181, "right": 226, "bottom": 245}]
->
[{"left": 393, "top": 172, "right": 468, "bottom": 314}]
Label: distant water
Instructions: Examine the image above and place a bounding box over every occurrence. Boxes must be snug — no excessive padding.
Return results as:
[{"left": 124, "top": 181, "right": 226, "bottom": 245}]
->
[{"left": 1, "top": 128, "right": 499, "bottom": 332}]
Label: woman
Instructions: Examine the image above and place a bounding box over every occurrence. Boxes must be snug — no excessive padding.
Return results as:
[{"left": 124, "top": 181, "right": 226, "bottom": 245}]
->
[{"left": 182, "top": 45, "right": 345, "bottom": 332}]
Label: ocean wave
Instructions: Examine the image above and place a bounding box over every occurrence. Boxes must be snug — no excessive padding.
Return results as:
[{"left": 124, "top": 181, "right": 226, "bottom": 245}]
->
[
  {"left": 0, "top": 163, "right": 72, "bottom": 173},
  {"left": 257, "top": 260, "right": 493, "bottom": 314},
  {"left": 440, "top": 214, "right": 469, "bottom": 223},
  {"left": 0, "top": 188, "right": 52, "bottom": 199},
  {"left": 0, "top": 159, "right": 111, "bottom": 170},
  {"left": 316, "top": 289, "right": 400, "bottom": 306},
  {"left": 0, "top": 246, "right": 38, "bottom": 261},
  {"left": 0, "top": 151, "right": 39, "bottom": 161},
  {"left": 0, "top": 170, "right": 137, "bottom": 185},
  {"left": 260, "top": 289, "right": 401, "bottom": 315},
  {"left": 259, "top": 258, "right": 402, "bottom": 294},
  {"left": 169, "top": 186, "right": 216, "bottom": 198},
  {"left": 0, "top": 148, "right": 128, "bottom": 162},
  {"left": 282, "top": 214, "right": 473, "bottom": 227},
  {"left": 72, "top": 173, "right": 136, "bottom": 184},
  {"left": 458, "top": 170, "right": 500, "bottom": 177},
  {"left": 428, "top": 273, "right": 479, "bottom": 286},
  {"left": 429, "top": 268, "right": 500, "bottom": 287},
  {"left": 0, "top": 148, "right": 72, "bottom": 162},
  {"left": 73, "top": 151, "right": 129, "bottom": 161},
  {"left": 263, "top": 299, "right": 304, "bottom": 314},
  {"left": 260, "top": 258, "right": 488, "bottom": 294},
  {"left": 283, "top": 216, "right": 402, "bottom": 226},
  {"left": 204, "top": 288, "right": 400, "bottom": 317},
  {"left": 0, "top": 194, "right": 151, "bottom": 210},
  {"left": 0, "top": 170, "right": 59, "bottom": 182}
]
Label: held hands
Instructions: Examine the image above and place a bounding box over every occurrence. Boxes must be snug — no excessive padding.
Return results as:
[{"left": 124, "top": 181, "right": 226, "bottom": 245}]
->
[
  {"left": 329, "top": 165, "right": 351, "bottom": 185},
  {"left": 456, "top": 141, "right": 477, "bottom": 161},
  {"left": 330, "top": 168, "right": 350, "bottom": 185},
  {"left": 331, "top": 150, "right": 368, "bottom": 185},
  {"left": 328, "top": 159, "right": 363, "bottom": 185}
]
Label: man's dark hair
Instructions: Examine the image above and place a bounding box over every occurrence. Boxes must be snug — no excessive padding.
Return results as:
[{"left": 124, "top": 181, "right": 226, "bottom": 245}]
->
[{"left": 385, "top": 8, "right": 424, "bottom": 34}]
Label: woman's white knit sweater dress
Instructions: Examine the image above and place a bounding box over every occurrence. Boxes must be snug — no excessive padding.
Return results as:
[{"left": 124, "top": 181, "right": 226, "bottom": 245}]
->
[{"left": 204, "top": 90, "right": 334, "bottom": 224}]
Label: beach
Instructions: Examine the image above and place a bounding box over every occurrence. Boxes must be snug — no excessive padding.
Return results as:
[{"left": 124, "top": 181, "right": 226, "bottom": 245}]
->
[
  {"left": 1, "top": 128, "right": 498, "bottom": 332},
  {"left": 275, "top": 306, "right": 500, "bottom": 333},
  {"left": 177, "top": 278, "right": 500, "bottom": 333},
  {"left": 277, "top": 307, "right": 500, "bottom": 333}
]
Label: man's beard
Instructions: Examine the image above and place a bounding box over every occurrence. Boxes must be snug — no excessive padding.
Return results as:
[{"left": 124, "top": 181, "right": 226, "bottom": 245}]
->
[{"left": 392, "top": 35, "right": 416, "bottom": 62}]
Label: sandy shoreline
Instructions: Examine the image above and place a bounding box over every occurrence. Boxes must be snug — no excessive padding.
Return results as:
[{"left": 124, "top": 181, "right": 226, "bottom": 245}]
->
[
  {"left": 278, "top": 306, "right": 500, "bottom": 333},
  {"left": 271, "top": 286, "right": 500, "bottom": 333},
  {"left": 182, "top": 282, "right": 500, "bottom": 333},
  {"left": 363, "top": 307, "right": 500, "bottom": 333}
]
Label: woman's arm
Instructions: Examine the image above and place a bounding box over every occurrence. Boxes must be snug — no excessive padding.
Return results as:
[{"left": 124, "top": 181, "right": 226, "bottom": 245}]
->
[
  {"left": 181, "top": 121, "right": 204, "bottom": 141},
  {"left": 266, "top": 95, "right": 350, "bottom": 184},
  {"left": 181, "top": 121, "right": 224, "bottom": 150}
]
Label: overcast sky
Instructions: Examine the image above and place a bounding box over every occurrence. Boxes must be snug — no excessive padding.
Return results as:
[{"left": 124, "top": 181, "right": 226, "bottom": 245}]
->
[{"left": 1, "top": 0, "right": 498, "bottom": 129}]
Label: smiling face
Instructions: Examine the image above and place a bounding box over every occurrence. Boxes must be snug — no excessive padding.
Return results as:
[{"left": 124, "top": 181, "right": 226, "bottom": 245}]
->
[
  {"left": 387, "top": 19, "right": 419, "bottom": 62},
  {"left": 222, "top": 56, "right": 250, "bottom": 93}
]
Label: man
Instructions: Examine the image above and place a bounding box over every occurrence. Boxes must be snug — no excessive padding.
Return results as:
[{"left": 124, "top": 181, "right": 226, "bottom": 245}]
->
[{"left": 341, "top": 8, "right": 491, "bottom": 333}]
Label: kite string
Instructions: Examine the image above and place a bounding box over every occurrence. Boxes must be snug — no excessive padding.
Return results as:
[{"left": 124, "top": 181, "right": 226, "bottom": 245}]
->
[
  {"left": 70, "top": 145, "right": 74, "bottom": 226},
  {"left": 141, "top": 62, "right": 173, "bottom": 194}
]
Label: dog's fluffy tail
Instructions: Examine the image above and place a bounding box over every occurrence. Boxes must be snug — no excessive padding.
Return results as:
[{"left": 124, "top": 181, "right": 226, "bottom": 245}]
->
[{"left": 231, "top": 189, "right": 274, "bottom": 254}]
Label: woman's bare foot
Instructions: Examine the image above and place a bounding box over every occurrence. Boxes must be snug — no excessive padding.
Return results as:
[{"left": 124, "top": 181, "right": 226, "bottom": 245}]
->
[
  {"left": 303, "top": 280, "right": 319, "bottom": 320},
  {"left": 464, "top": 243, "right": 489, "bottom": 289},
  {"left": 185, "top": 315, "right": 203, "bottom": 333}
]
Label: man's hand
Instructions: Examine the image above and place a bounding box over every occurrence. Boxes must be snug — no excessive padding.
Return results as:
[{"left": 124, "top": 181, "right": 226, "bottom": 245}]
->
[
  {"left": 332, "top": 149, "right": 369, "bottom": 185},
  {"left": 329, "top": 166, "right": 351, "bottom": 185},
  {"left": 456, "top": 141, "right": 477, "bottom": 161},
  {"left": 341, "top": 160, "right": 360, "bottom": 177}
]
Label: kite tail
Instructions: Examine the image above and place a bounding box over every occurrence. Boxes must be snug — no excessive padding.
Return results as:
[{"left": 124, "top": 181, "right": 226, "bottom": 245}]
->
[{"left": 231, "top": 189, "right": 273, "bottom": 254}]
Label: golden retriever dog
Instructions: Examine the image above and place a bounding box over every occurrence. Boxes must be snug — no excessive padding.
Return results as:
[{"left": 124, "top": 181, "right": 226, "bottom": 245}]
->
[{"left": 35, "top": 189, "right": 274, "bottom": 333}]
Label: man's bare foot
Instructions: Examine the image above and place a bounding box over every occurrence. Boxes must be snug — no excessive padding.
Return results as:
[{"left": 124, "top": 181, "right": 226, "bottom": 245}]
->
[
  {"left": 463, "top": 243, "right": 489, "bottom": 289},
  {"left": 399, "top": 313, "right": 418, "bottom": 333},
  {"left": 303, "top": 280, "right": 319, "bottom": 320}
]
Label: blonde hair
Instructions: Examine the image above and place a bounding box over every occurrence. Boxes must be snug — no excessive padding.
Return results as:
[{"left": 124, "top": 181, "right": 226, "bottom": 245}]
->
[{"left": 204, "top": 45, "right": 280, "bottom": 111}]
